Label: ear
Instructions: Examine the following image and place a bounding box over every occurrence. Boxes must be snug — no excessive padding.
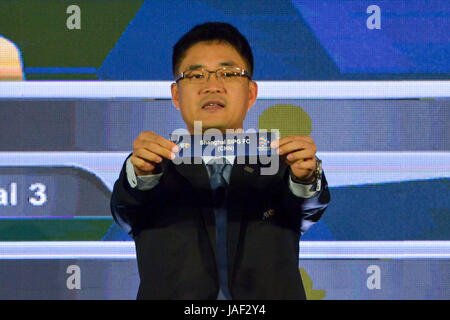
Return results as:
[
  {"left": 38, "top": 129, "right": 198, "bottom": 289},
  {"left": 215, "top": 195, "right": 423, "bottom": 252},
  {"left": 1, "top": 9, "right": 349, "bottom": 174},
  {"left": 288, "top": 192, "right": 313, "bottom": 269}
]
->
[
  {"left": 171, "top": 82, "right": 180, "bottom": 110},
  {"left": 247, "top": 80, "right": 258, "bottom": 111}
]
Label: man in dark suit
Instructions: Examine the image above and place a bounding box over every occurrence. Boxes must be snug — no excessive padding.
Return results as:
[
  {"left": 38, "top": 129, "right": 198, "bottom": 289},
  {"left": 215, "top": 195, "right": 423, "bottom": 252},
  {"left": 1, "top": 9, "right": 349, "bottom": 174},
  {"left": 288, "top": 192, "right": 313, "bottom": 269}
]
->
[{"left": 110, "top": 22, "right": 330, "bottom": 300}]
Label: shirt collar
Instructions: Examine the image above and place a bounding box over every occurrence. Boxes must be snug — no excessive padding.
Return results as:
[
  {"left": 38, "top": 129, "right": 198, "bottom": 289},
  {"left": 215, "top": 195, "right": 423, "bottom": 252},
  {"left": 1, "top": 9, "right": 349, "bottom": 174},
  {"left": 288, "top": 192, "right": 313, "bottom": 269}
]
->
[{"left": 202, "top": 155, "right": 235, "bottom": 165}]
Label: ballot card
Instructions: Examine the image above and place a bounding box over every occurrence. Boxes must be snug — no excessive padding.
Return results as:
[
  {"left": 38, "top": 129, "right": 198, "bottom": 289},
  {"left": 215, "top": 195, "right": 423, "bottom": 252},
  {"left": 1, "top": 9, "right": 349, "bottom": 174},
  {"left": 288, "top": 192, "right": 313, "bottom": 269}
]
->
[{"left": 169, "top": 130, "right": 279, "bottom": 158}]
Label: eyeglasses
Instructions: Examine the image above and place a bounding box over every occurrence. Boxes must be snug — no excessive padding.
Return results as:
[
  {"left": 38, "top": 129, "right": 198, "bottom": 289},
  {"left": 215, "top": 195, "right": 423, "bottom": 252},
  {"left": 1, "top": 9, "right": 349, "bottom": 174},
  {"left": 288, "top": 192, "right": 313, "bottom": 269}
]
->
[{"left": 175, "top": 66, "right": 251, "bottom": 84}]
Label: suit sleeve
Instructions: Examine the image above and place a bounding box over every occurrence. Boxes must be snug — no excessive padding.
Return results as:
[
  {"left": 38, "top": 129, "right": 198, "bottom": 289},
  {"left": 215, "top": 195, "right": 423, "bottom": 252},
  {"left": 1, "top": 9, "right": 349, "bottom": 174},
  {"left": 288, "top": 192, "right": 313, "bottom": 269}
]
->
[
  {"left": 110, "top": 155, "right": 166, "bottom": 237},
  {"left": 126, "top": 157, "right": 164, "bottom": 190},
  {"left": 279, "top": 166, "right": 331, "bottom": 236}
]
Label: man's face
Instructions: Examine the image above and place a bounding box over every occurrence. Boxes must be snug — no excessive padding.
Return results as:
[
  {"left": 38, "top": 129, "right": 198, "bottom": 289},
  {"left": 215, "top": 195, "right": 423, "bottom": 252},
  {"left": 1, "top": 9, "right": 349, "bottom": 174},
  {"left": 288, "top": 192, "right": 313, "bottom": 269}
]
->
[{"left": 171, "top": 41, "right": 258, "bottom": 134}]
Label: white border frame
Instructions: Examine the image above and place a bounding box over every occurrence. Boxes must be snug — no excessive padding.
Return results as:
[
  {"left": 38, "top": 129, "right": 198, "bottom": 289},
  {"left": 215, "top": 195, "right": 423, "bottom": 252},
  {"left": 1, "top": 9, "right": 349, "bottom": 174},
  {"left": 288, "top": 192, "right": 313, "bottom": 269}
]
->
[
  {"left": 0, "top": 241, "right": 449, "bottom": 260},
  {"left": 1, "top": 80, "right": 449, "bottom": 99}
]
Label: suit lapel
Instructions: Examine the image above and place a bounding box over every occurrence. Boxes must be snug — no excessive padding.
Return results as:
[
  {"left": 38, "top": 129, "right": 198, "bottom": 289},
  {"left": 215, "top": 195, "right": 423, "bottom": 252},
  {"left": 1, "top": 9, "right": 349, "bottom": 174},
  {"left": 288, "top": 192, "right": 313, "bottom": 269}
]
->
[
  {"left": 227, "top": 156, "right": 288, "bottom": 283},
  {"left": 171, "top": 157, "right": 219, "bottom": 262},
  {"left": 227, "top": 156, "right": 261, "bottom": 283},
  {"left": 171, "top": 157, "right": 210, "bottom": 190}
]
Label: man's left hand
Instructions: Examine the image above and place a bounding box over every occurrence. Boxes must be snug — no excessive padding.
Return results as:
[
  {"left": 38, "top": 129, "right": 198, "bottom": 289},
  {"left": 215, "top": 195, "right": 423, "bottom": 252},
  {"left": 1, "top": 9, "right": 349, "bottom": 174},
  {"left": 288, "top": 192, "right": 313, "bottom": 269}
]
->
[{"left": 271, "top": 136, "right": 317, "bottom": 182}]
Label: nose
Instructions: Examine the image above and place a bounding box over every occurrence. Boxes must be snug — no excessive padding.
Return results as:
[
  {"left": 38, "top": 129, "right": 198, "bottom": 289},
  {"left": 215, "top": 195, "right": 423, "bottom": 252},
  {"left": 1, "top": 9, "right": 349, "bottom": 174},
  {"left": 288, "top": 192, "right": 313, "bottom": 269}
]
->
[{"left": 200, "top": 72, "right": 226, "bottom": 94}]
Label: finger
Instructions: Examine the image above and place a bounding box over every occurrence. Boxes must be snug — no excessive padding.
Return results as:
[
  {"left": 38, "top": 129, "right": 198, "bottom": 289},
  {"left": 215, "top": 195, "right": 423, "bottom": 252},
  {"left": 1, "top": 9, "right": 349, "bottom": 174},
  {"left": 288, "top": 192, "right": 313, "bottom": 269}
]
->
[
  {"left": 271, "top": 135, "right": 312, "bottom": 149},
  {"left": 136, "top": 131, "right": 179, "bottom": 153},
  {"left": 292, "top": 158, "right": 315, "bottom": 170},
  {"left": 133, "top": 148, "right": 164, "bottom": 163},
  {"left": 130, "top": 155, "right": 158, "bottom": 173},
  {"left": 140, "top": 141, "right": 175, "bottom": 160},
  {"left": 285, "top": 149, "right": 316, "bottom": 163},
  {"left": 278, "top": 139, "right": 316, "bottom": 156},
  {"left": 152, "top": 134, "right": 179, "bottom": 153}
]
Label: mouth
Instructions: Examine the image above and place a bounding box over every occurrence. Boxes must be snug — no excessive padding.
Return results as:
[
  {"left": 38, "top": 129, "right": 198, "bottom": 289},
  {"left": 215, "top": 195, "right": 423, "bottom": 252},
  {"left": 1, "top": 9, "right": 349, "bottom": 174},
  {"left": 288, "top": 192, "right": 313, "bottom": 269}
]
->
[{"left": 201, "top": 100, "right": 226, "bottom": 110}]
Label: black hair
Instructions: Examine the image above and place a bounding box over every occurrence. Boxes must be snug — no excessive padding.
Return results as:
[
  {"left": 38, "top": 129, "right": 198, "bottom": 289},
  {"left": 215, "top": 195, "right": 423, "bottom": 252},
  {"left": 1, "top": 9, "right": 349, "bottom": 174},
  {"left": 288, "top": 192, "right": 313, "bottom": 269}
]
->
[{"left": 172, "top": 22, "right": 254, "bottom": 78}]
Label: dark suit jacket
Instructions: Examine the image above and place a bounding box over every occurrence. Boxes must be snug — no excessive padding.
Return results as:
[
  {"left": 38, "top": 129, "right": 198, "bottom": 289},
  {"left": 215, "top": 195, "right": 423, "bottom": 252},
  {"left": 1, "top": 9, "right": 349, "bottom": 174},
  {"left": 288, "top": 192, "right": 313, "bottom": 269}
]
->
[{"left": 110, "top": 155, "right": 330, "bottom": 299}]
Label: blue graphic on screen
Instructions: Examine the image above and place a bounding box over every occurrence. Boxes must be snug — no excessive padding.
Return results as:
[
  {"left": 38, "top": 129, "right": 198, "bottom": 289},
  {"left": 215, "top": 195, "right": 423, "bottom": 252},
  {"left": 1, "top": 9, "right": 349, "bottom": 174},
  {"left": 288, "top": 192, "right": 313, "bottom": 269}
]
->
[{"left": 96, "top": 0, "right": 450, "bottom": 80}]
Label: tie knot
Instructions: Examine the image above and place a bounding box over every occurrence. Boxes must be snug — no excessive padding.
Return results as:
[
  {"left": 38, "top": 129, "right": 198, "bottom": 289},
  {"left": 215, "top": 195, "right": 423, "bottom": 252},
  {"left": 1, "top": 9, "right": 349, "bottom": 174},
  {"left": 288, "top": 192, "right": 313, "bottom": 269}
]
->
[
  {"left": 208, "top": 158, "right": 228, "bottom": 175},
  {"left": 207, "top": 158, "right": 230, "bottom": 190}
]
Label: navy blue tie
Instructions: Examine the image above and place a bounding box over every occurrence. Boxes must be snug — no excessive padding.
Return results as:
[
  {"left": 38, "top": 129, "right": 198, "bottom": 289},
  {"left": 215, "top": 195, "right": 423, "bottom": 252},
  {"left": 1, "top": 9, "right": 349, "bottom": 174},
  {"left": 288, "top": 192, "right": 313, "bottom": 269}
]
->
[{"left": 207, "top": 159, "right": 232, "bottom": 300}]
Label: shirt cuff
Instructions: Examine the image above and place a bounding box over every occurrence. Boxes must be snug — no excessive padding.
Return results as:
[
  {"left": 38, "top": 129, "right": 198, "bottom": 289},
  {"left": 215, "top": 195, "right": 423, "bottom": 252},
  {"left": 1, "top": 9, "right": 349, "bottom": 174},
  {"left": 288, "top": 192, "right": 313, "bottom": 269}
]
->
[
  {"left": 288, "top": 175, "right": 320, "bottom": 198},
  {"left": 126, "top": 157, "right": 163, "bottom": 191}
]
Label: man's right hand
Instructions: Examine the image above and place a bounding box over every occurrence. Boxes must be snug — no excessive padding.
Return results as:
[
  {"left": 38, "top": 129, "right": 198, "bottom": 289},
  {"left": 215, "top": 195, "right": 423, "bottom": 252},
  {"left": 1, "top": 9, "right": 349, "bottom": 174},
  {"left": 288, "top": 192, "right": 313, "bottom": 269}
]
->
[{"left": 130, "top": 131, "right": 179, "bottom": 176}]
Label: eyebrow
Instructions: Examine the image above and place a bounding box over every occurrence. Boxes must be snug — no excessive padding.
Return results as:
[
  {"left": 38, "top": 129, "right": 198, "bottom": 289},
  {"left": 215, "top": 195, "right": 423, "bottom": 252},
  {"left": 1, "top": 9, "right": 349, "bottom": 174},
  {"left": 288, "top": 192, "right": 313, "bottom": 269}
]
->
[{"left": 186, "top": 61, "right": 238, "bottom": 71}]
